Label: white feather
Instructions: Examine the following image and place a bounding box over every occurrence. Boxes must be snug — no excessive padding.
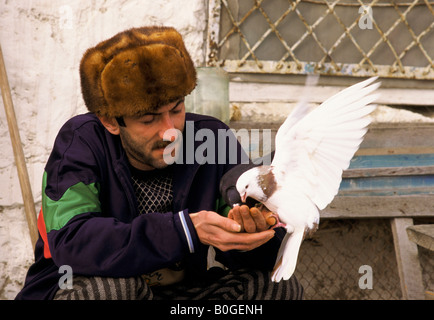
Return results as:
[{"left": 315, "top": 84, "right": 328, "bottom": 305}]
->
[
  {"left": 271, "top": 229, "right": 304, "bottom": 281},
  {"left": 271, "top": 77, "right": 379, "bottom": 210}
]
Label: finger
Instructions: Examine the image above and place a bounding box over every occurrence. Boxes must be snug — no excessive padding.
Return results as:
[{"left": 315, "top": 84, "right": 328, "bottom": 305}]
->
[
  {"left": 264, "top": 211, "right": 277, "bottom": 226},
  {"left": 256, "top": 205, "right": 277, "bottom": 227},
  {"left": 227, "top": 210, "right": 233, "bottom": 220},
  {"left": 222, "top": 229, "right": 275, "bottom": 251},
  {"left": 216, "top": 212, "right": 242, "bottom": 233},
  {"left": 249, "top": 207, "right": 268, "bottom": 231},
  {"left": 240, "top": 205, "right": 256, "bottom": 233},
  {"left": 246, "top": 229, "right": 275, "bottom": 249},
  {"left": 229, "top": 206, "right": 244, "bottom": 232}
]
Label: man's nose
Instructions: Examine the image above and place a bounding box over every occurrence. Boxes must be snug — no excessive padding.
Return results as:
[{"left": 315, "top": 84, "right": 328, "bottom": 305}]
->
[{"left": 159, "top": 112, "right": 175, "bottom": 137}]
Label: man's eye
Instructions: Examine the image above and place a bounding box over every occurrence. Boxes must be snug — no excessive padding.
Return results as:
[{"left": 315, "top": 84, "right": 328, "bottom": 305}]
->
[
  {"left": 142, "top": 116, "right": 154, "bottom": 124},
  {"left": 172, "top": 100, "right": 184, "bottom": 113}
]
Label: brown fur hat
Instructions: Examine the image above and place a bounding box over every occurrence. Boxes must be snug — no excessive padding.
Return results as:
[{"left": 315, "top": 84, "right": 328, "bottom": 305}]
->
[{"left": 79, "top": 26, "right": 196, "bottom": 118}]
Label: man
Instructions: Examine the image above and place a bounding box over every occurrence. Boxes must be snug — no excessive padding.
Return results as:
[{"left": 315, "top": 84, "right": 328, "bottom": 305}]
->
[{"left": 15, "top": 26, "right": 303, "bottom": 300}]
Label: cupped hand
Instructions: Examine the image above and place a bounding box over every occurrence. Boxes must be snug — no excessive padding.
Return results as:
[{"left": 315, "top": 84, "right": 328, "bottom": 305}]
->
[
  {"left": 190, "top": 210, "right": 275, "bottom": 252},
  {"left": 228, "top": 204, "right": 276, "bottom": 233}
]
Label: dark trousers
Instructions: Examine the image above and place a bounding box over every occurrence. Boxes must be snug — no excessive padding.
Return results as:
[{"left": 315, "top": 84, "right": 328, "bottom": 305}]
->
[{"left": 53, "top": 268, "right": 303, "bottom": 300}]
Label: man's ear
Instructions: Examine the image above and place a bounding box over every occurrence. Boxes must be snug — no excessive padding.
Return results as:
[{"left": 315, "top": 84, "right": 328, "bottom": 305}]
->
[{"left": 98, "top": 115, "right": 120, "bottom": 135}]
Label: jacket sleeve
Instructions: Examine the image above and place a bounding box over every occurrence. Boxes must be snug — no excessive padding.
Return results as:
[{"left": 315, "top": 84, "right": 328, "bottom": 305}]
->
[
  {"left": 46, "top": 209, "right": 198, "bottom": 277},
  {"left": 41, "top": 118, "right": 198, "bottom": 277}
]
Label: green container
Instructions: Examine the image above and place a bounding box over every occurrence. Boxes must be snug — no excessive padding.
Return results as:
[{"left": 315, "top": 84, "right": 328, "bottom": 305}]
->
[{"left": 185, "top": 67, "right": 230, "bottom": 124}]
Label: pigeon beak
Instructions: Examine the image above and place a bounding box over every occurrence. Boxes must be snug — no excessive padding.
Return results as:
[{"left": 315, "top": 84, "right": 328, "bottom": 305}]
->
[{"left": 240, "top": 192, "right": 247, "bottom": 203}]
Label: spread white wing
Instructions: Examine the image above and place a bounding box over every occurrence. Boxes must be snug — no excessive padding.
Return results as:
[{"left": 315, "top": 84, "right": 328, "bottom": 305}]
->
[{"left": 271, "top": 77, "right": 380, "bottom": 210}]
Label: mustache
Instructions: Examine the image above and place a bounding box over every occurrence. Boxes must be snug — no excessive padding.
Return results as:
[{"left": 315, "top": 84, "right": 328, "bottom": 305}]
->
[{"left": 152, "top": 140, "right": 174, "bottom": 150}]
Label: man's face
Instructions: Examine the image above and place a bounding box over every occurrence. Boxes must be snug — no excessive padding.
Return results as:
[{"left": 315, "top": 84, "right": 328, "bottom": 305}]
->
[{"left": 118, "top": 99, "right": 185, "bottom": 170}]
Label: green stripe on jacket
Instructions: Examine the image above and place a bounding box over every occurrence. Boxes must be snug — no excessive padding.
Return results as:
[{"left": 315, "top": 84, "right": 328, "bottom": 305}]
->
[
  {"left": 42, "top": 171, "right": 101, "bottom": 233},
  {"left": 215, "top": 194, "right": 231, "bottom": 217}
]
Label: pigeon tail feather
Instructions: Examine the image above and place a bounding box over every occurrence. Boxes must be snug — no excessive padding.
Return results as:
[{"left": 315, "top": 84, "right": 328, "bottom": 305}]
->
[{"left": 271, "top": 227, "right": 305, "bottom": 282}]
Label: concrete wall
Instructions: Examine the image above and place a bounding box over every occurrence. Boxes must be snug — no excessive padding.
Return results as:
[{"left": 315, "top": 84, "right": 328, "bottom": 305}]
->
[{"left": 0, "top": 0, "right": 207, "bottom": 299}]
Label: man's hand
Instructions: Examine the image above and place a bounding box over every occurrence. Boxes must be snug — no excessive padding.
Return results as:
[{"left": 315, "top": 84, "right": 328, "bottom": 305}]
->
[
  {"left": 228, "top": 205, "right": 276, "bottom": 233},
  {"left": 190, "top": 211, "right": 275, "bottom": 252}
]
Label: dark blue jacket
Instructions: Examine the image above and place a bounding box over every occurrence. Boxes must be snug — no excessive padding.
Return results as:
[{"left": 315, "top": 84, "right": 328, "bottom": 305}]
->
[{"left": 16, "top": 113, "right": 283, "bottom": 300}]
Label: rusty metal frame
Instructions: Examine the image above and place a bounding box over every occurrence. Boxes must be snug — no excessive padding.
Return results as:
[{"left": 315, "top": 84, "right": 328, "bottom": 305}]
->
[{"left": 206, "top": 0, "right": 434, "bottom": 79}]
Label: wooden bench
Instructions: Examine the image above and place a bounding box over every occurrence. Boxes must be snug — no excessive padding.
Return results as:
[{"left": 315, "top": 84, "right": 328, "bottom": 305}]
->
[
  {"left": 230, "top": 121, "right": 434, "bottom": 300},
  {"left": 407, "top": 225, "right": 434, "bottom": 251}
]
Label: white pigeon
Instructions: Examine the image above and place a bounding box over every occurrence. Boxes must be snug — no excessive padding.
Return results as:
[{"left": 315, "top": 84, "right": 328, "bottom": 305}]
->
[{"left": 236, "top": 77, "right": 380, "bottom": 282}]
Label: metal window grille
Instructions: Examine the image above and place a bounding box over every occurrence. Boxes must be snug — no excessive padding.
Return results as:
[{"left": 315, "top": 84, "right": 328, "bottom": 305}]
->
[{"left": 206, "top": 0, "right": 434, "bottom": 79}]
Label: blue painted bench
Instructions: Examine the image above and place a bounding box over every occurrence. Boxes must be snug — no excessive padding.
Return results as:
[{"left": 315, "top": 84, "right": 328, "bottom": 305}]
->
[
  {"left": 325, "top": 123, "right": 434, "bottom": 221},
  {"left": 334, "top": 125, "right": 434, "bottom": 300}
]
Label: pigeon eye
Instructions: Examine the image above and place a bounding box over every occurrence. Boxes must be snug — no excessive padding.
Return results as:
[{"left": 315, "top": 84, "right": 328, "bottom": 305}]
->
[{"left": 245, "top": 185, "right": 249, "bottom": 189}]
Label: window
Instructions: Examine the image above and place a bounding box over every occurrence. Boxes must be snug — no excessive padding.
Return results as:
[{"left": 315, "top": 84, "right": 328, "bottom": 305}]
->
[{"left": 206, "top": 0, "right": 434, "bottom": 80}]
